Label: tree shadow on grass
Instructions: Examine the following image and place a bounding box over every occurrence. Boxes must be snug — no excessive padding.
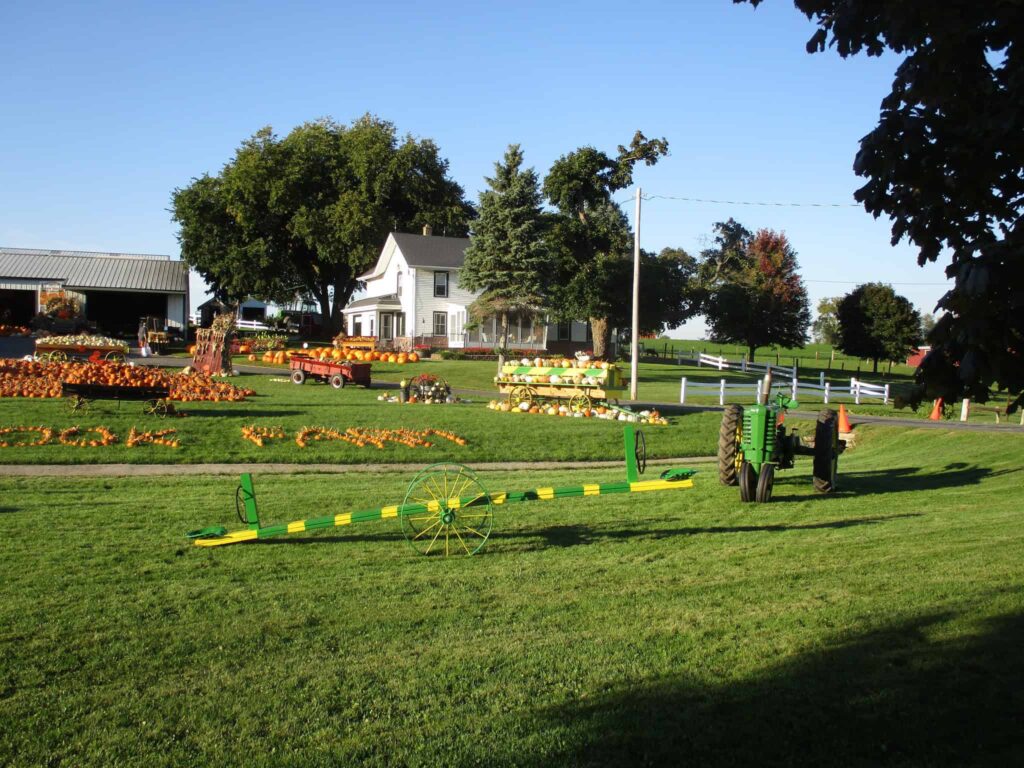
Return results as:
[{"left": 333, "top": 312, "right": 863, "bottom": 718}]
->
[
  {"left": 182, "top": 408, "right": 304, "bottom": 418},
  {"left": 771, "top": 464, "right": 1023, "bottom": 502},
  {"left": 488, "top": 513, "right": 922, "bottom": 551},
  {"left": 497, "top": 610, "right": 1024, "bottom": 767}
]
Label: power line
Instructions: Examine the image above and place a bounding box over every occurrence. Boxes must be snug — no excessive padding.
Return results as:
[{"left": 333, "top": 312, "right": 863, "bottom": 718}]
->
[
  {"left": 805, "top": 279, "right": 949, "bottom": 286},
  {"left": 644, "top": 193, "right": 860, "bottom": 208}
]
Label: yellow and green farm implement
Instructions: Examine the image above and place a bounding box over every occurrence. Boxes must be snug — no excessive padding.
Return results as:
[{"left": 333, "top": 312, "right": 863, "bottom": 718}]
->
[{"left": 187, "top": 426, "right": 697, "bottom": 557}]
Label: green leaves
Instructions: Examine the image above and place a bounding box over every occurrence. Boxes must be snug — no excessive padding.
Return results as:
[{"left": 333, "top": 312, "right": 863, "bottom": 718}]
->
[{"left": 836, "top": 283, "right": 921, "bottom": 373}]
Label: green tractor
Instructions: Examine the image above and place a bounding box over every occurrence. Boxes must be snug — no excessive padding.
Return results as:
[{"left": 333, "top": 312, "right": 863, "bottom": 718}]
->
[{"left": 717, "top": 381, "right": 843, "bottom": 503}]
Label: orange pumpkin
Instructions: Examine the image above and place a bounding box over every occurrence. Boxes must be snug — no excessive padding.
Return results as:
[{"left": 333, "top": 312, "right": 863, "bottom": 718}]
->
[
  {"left": 408, "top": 352, "right": 419, "bottom": 363},
  {"left": 247, "top": 354, "right": 256, "bottom": 361}
]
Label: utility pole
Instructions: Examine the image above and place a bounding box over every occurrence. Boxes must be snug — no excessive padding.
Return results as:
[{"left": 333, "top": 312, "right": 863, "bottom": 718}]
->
[{"left": 630, "top": 188, "right": 641, "bottom": 400}]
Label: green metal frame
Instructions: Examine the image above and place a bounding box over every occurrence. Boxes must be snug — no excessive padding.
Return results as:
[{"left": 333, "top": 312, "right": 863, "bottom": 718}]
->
[{"left": 187, "top": 427, "right": 698, "bottom": 555}]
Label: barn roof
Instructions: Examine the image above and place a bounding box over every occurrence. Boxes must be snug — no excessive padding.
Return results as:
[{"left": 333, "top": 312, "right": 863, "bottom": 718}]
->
[{"left": 0, "top": 247, "right": 188, "bottom": 293}]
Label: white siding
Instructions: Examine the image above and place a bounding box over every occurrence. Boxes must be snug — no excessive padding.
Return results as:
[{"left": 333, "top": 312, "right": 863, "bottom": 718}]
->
[
  {"left": 413, "top": 266, "right": 478, "bottom": 340},
  {"left": 359, "top": 236, "right": 416, "bottom": 329}
]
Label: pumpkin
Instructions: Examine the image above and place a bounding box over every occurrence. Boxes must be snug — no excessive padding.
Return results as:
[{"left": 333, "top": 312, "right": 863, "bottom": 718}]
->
[
  {"left": 247, "top": 354, "right": 256, "bottom": 361},
  {"left": 408, "top": 352, "right": 419, "bottom": 363}
]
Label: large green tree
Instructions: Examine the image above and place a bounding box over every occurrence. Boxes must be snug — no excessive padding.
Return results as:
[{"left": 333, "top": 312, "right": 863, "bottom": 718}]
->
[
  {"left": 700, "top": 221, "right": 811, "bottom": 361},
  {"left": 543, "top": 131, "right": 669, "bottom": 357},
  {"left": 836, "top": 283, "right": 921, "bottom": 373},
  {"left": 460, "top": 144, "right": 551, "bottom": 367},
  {"left": 172, "top": 115, "right": 473, "bottom": 334},
  {"left": 736, "top": 0, "right": 1024, "bottom": 409},
  {"left": 812, "top": 296, "right": 841, "bottom": 346}
]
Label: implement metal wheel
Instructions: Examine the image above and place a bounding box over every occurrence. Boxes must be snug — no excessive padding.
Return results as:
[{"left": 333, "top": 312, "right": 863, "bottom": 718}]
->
[
  {"left": 42, "top": 350, "right": 68, "bottom": 363},
  {"left": 143, "top": 398, "right": 173, "bottom": 417},
  {"left": 290, "top": 369, "right": 306, "bottom": 385},
  {"left": 569, "top": 393, "right": 592, "bottom": 412},
  {"left": 508, "top": 386, "right": 536, "bottom": 409},
  {"left": 103, "top": 351, "right": 127, "bottom": 363},
  {"left": 718, "top": 404, "right": 744, "bottom": 486},
  {"left": 634, "top": 429, "right": 647, "bottom": 475},
  {"left": 400, "top": 463, "right": 493, "bottom": 557}
]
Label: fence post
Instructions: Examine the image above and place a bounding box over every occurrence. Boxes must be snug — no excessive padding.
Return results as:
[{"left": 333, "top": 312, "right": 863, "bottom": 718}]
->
[
  {"left": 741, "top": 358, "right": 747, "bottom": 372},
  {"left": 791, "top": 377, "right": 798, "bottom": 401},
  {"left": 819, "top": 371, "right": 825, "bottom": 386},
  {"left": 884, "top": 384, "right": 890, "bottom": 405},
  {"left": 697, "top": 356, "right": 702, "bottom": 368},
  {"left": 960, "top": 398, "right": 970, "bottom": 422},
  {"left": 719, "top": 379, "right": 726, "bottom": 406},
  {"left": 852, "top": 377, "right": 861, "bottom": 405},
  {"left": 824, "top": 382, "right": 830, "bottom": 404}
]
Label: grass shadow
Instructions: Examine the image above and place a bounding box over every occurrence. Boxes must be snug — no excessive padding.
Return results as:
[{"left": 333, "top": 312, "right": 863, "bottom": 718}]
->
[
  {"left": 183, "top": 408, "right": 305, "bottom": 418},
  {"left": 771, "top": 464, "right": 1023, "bottom": 501},
  {"left": 502, "top": 610, "right": 1024, "bottom": 767},
  {"left": 490, "top": 513, "right": 922, "bottom": 551}
]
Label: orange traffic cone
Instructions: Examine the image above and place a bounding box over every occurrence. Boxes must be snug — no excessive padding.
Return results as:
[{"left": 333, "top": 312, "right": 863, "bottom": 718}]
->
[
  {"left": 838, "top": 403, "right": 852, "bottom": 433},
  {"left": 929, "top": 398, "right": 944, "bottom": 421}
]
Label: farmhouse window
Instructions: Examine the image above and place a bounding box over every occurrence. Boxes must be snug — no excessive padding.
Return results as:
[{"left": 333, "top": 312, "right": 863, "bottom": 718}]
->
[
  {"left": 434, "top": 271, "right": 449, "bottom": 298},
  {"left": 433, "top": 312, "right": 447, "bottom": 337}
]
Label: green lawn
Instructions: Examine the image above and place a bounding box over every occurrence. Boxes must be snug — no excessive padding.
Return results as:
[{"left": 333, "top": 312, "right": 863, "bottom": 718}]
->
[
  {"left": 1, "top": 425, "right": 1022, "bottom": 765},
  {"left": 0, "top": 373, "right": 721, "bottom": 465}
]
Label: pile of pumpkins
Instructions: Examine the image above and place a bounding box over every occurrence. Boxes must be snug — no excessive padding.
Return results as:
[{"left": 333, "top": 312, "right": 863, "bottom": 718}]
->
[
  {"left": 0, "top": 359, "right": 254, "bottom": 402},
  {"left": 272, "top": 347, "right": 420, "bottom": 365},
  {"left": 487, "top": 399, "right": 668, "bottom": 425}
]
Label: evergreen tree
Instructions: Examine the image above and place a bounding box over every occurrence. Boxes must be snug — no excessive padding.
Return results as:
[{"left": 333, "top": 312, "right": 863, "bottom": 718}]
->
[{"left": 461, "top": 145, "right": 550, "bottom": 367}]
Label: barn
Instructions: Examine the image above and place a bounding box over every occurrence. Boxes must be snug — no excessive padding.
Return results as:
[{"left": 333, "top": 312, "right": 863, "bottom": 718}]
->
[{"left": 0, "top": 247, "right": 188, "bottom": 336}]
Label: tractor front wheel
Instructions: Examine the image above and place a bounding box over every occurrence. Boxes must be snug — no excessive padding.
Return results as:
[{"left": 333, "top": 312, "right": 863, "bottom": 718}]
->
[
  {"left": 813, "top": 409, "right": 839, "bottom": 492},
  {"left": 738, "top": 460, "right": 757, "bottom": 502},
  {"left": 755, "top": 463, "right": 775, "bottom": 503},
  {"left": 718, "top": 404, "right": 744, "bottom": 485}
]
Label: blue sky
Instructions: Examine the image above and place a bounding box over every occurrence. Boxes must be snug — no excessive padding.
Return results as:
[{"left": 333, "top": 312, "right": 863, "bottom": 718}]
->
[{"left": 0, "top": 0, "right": 949, "bottom": 336}]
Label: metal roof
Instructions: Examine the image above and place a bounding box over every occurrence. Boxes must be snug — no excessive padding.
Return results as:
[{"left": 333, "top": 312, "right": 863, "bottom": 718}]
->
[
  {"left": 391, "top": 232, "right": 469, "bottom": 269},
  {"left": 0, "top": 247, "right": 187, "bottom": 293},
  {"left": 343, "top": 293, "right": 402, "bottom": 312}
]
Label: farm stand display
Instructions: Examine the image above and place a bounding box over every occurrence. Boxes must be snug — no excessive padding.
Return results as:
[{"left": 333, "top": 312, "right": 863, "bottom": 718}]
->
[
  {"left": 0, "top": 359, "right": 254, "bottom": 402},
  {"left": 496, "top": 357, "right": 625, "bottom": 411},
  {"left": 188, "top": 425, "right": 696, "bottom": 556},
  {"left": 0, "top": 325, "right": 31, "bottom": 337},
  {"left": 332, "top": 334, "right": 377, "bottom": 352},
  {"left": 35, "top": 334, "right": 129, "bottom": 363},
  {"left": 289, "top": 355, "right": 371, "bottom": 389}
]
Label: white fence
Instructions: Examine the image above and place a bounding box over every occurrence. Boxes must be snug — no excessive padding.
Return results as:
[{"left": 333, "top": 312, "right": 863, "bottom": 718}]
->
[
  {"left": 680, "top": 375, "right": 890, "bottom": 406},
  {"left": 691, "top": 352, "right": 798, "bottom": 381}
]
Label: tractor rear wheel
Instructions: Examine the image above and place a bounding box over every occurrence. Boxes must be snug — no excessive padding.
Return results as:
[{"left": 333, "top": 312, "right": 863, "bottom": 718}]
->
[
  {"left": 718, "top": 404, "right": 744, "bottom": 485},
  {"left": 813, "top": 409, "right": 839, "bottom": 492},
  {"left": 738, "top": 460, "right": 757, "bottom": 502},
  {"left": 755, "top": 463, "right": 775, "bottom": 503}
]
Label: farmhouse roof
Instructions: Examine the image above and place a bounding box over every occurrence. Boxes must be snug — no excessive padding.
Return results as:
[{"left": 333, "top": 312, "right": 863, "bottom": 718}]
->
[
  {"left": 0, "top": 247, "right": 187, "bottom": 293},
  {"left": 391, "top": 232, "right": 469, "bottom": 269},
  {"left": 344, "top": 293, "right": 402, "bottom": 311}
]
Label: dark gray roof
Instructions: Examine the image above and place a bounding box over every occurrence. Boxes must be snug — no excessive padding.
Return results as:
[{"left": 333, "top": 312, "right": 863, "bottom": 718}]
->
[
  {"left": 0, "top": 247, "right": 187, "bottom": 293},
  {"left": 391, "top": 232, "right": 469, "bottom": 269},
  {"left": 344, "top": 293, "right": 402, "bottom": 311}
]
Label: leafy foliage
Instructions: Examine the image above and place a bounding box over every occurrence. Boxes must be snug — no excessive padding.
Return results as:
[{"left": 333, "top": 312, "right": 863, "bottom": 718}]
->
[
  {"left": 461, "top": 145, "right": 551, "bottom": 359},
  {"left": 699, "top": 221, "right": 811, "bottom": 361},
  {"left": 836, "top": 283, "right": 921, "bottom": 373},
  {"left": 172, "top": 116, "right": 473, "bottom": 334},
  {"left": 543, "top": 132, "right": 671, "bottom": 356},
  {"left": 737, "top": 0, "right": 1024, "bottom": 408},
  {"left": 812, "top": 296, "right": 841, "bottom": 345}
]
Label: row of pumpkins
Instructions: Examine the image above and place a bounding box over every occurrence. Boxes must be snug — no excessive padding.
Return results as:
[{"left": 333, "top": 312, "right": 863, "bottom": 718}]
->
[
  {"left": 240, "top": 347, "right": 421, "bottom": 365},
  {"left": 0, "top": 359, "right": 254, "bottom": 402}
]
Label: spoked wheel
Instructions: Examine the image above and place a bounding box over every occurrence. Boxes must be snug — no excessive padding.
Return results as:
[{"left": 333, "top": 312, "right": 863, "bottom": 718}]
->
[
  {"left": 813, "top": 409, "right": 839, "bottom": 492},
  {"left": 42, "top": 351, "right": 68, "bottom": 363},
  {"left": 755, "top": 463, "right": 775, "bottom": 503},
  {"left": 508, "top": 386, "right": 536, "bottom": 409},
  {"left": 400, "top": 463, "right": 493, "bottom": 557},
  {"left": 569, "top": 393, "right": 592, "bottom": 412},
  {"left": 143, "top": 399, "right": 172, "bottom": 417},
  {"left": 634, "top": 429, "right": 647, "bottom": 475},
  {"left": 738, "top": 460, "right": 757, "bottom": 503},
  {"left": 103, "top": 351, "right": 126, "bottom": 363},
  {"left": 718, "top": 404, "right": 744, "bottom": 486}
]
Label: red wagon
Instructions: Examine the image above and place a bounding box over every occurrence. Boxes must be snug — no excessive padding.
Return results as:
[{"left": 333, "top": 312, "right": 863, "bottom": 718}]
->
[{"left": 288, "top": 355, "right": 371, "bottom": 389}]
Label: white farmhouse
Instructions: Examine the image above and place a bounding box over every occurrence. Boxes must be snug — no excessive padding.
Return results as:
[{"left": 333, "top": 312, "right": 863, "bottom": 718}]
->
[{"left": 343, "top": 228, "right": 591, "bottom": 353}]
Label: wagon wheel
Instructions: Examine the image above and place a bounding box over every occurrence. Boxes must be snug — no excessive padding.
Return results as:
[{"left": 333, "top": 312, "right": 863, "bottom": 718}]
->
[
  {"left": 42, "top": 350, "right": 68, "bottom": 363},
  {"left": 143, "top": 399, "right": 163, "bottom": 416},
  {"left": 400, "top": 463, "right": 493, "bottom": 557},
  {"left": 66, "top": 394, "right": 90, "bottom": 413},
  {"left": 329, "top": 373, "right": 346, "bottom": 389},
  {"left": 290, "top": 369, "right": 306, "bottom": 385},
  {"left": 508, "top": 385, "right": 536, "bottom": 409},
  {"left": 634, "top": 428, "right": 647, "bottom": 475},
  {"left": 569, "top": 393, "right": 592, "bottom": 412},
  {"left": 103, "top": 351, "right": 127, "bottom": 363}
]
